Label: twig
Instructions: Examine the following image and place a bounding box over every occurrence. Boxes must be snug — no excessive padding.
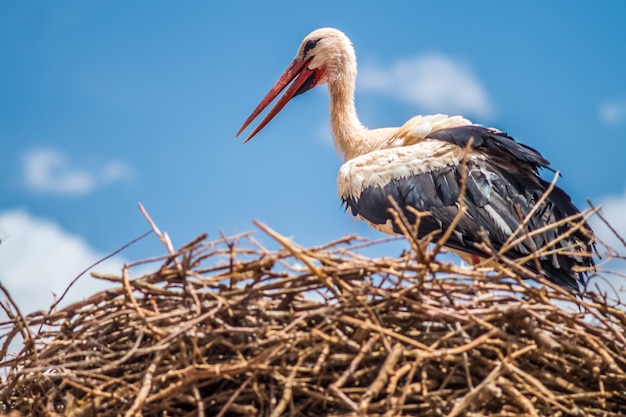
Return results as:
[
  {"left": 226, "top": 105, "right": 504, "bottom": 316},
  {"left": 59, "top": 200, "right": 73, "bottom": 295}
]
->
[{"left": 49, "top": 229, "right": 152, "bottom": 314}]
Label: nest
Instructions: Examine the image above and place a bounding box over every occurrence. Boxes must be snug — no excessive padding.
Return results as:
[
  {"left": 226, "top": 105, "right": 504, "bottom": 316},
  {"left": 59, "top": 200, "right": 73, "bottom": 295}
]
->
[{"left": 0, "top": 207, "right": 625, "bottom": 417}]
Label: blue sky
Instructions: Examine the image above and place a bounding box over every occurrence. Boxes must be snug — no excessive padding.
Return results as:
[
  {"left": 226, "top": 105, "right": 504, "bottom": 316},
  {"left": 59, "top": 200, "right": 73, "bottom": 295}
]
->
[{"left": 1, "top": 1, "right": 626, "bottom": 313}]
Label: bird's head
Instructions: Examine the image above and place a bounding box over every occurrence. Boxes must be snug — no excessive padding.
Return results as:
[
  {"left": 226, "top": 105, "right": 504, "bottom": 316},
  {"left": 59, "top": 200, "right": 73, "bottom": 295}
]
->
[{"left": 236, "top": 28, "right": 355, "bottom": 142}]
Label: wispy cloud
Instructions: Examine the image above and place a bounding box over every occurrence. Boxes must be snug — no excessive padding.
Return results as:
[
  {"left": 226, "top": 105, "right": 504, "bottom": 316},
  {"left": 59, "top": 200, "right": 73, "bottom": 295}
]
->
[
  {"left": 0, "top": 209, "right": 125, "bottom": 315},
  {"left": 22, "top": 148, "right": 133, "bottom": 195},
  {"left": 591, "top": 189, "right": 626, "bottom": 252},
  {"left": 599, "top": 97, "right": 626, "bottom": 125},
  {"left": 359, "top": 53, "right": 493, "bottom": 119},
  {"left": 589, "top": 189, "right": 626, "bottom": 295}
]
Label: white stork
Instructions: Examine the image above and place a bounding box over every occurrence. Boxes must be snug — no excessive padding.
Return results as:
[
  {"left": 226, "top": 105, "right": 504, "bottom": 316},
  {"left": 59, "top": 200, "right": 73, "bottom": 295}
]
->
[{"left": 236, "top": 28, "right": 595, "bottom": 292}]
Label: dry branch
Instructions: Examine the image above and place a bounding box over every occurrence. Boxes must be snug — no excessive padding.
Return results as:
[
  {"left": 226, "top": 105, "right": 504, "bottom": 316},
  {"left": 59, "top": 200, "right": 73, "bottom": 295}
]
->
[{"left": 0, "top": 211, "right": 624, "bottom": 416}]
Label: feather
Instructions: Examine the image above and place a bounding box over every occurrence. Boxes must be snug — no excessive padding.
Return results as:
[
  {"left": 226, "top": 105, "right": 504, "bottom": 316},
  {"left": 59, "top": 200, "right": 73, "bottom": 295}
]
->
[{"left": 343, "top": 156, "right": 594, "bottom": 292}]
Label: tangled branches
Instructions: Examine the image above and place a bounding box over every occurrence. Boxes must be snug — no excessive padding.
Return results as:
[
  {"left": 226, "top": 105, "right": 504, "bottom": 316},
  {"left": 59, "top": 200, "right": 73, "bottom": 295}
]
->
[{"left": 0, "top": 211, "right": 624, "bottom": 416}]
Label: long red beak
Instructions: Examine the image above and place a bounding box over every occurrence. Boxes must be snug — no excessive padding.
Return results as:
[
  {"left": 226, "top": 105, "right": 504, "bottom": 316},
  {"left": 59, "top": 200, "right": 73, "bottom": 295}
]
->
[{"left": 236, "top": 57, "right": 320, "bottom": 142}]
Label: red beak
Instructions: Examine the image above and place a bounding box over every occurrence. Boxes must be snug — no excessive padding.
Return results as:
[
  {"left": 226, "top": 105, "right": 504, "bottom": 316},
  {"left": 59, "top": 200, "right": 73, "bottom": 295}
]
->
[{"left": 236, "top": 57, "right": 321, "bottom": 142}]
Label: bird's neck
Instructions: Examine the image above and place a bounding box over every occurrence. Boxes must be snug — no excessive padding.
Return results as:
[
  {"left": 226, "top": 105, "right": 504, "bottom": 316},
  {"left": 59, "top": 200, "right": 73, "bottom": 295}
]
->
[{"left": 328, "top": 75, "right": 368, "bottom": 162}]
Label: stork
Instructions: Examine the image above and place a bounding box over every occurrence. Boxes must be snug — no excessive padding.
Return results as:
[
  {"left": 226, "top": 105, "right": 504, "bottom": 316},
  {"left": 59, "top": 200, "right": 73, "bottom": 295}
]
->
[{"left": 236, "top": 28, "right": 595, "bottom": 292}]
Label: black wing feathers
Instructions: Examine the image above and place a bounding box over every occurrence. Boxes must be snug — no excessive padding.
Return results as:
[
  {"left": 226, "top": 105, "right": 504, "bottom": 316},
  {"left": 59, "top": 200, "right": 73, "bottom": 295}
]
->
[
  {"left": 344, "top": 126, "right": 594, "bottom": 292},
  {"left": 426, "top": 125, "right": 551, "bottom": 170}
]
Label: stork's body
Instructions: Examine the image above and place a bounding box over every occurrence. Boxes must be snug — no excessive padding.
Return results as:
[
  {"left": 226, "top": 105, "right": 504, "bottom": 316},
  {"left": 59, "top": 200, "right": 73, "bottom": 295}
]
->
[{"left": 237, "top": 28, "right": 595, "bottom": 292}]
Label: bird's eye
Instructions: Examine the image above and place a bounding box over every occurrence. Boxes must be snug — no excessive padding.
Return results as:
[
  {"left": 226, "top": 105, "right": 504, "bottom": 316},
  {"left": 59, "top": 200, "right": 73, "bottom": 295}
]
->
[{"left": 303, "top": 39, "right": 319, "bottom": 55}]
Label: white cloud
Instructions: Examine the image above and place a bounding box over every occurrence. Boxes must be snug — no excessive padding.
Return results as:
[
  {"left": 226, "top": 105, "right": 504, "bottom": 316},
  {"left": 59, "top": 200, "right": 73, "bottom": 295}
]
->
[
  {"left": 599, "top": 97, "right": 626, "bottom": 125},
  {"left": 590, "top": 189, "right": 626, "bottom": 253},
  {"left": 359, "top": 54, "right": 493, "bottom": 119},
  {"left": 101, "top": 160, "right": 133, "bottom": 183},
  {"left": 589, "top": 189, "right": 626, "bottom": 296},
  {"left": 0, "top": 209, "right": 125, "bottom": 316},
  {"left": 23, "top": 148, "right": 133, "bottom": 195}
]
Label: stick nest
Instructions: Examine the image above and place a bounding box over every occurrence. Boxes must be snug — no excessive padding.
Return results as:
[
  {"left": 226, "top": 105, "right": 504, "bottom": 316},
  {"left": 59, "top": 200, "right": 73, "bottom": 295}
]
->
[{"left": 0, "top": 217, "right": 625, "bottom": 417}]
